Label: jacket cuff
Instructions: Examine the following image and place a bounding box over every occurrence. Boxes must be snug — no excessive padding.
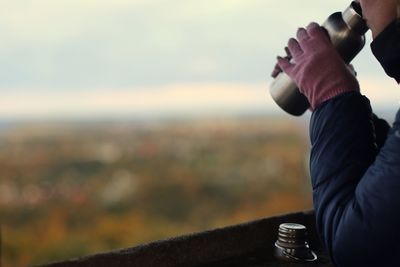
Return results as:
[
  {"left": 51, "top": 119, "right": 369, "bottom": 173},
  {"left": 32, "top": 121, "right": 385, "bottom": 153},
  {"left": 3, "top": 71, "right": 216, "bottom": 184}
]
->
[{"left": 371, "top": 19, "right": 400, "bottom": 83}]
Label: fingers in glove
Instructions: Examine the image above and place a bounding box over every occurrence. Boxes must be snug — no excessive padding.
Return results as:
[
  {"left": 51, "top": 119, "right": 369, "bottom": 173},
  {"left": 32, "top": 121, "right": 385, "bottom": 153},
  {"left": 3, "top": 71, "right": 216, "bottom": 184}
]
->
[
  {"left": 271, "top": 47, "right": 292, "bottom": 78},
  {"left": 277, "top": 56, "right": 294, "bottom": 74},
  {"left": 271, "top": 63, "right": 281, "bottom": 78},
  {"left": 306, "top": 22, "right": 320, "bottom": 31},
  {"left": 307, "top": 22, "right": 330, "bottom": 42},
  {"left": 287, "top": 38, "right": 303, "bottom": 58},
  {"left": 296, "top": 27, "right": 309, "bottom": 42}
]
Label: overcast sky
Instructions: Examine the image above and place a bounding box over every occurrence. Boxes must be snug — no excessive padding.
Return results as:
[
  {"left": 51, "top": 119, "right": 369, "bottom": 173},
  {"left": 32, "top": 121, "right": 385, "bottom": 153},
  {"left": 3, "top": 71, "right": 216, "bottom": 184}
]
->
[{"left": 0, "top": 0, "right": 399, "bottom": 119}]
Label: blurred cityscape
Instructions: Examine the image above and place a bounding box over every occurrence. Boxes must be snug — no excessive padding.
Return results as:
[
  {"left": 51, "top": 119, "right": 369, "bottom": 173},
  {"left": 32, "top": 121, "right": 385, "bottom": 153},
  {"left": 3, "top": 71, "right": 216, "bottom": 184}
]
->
[{"left": 0, "top": 116, "right": 312, "bottom": 266}]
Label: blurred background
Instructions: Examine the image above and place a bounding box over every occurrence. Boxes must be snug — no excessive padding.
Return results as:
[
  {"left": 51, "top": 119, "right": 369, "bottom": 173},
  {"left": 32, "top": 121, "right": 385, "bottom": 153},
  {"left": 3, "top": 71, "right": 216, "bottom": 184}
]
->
[{"left": 1, "top": 1, "right": 399, "bottom": 266}]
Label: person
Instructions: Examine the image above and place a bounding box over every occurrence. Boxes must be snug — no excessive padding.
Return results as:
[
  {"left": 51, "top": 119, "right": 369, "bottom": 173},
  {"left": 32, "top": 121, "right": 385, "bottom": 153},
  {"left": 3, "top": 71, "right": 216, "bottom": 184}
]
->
[{"left": 271, "top": 0, "right": 400, "bottom": 266}]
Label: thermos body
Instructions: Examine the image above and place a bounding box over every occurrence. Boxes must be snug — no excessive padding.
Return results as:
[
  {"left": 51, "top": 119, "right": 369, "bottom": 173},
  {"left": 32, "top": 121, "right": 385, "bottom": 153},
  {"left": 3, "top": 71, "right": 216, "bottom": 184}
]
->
[
  {"left": 323, "top": 3, "right": 368, "bottom": 63},
  {"left": 269, "top": 2, "right": 368, "bottom": 116}
]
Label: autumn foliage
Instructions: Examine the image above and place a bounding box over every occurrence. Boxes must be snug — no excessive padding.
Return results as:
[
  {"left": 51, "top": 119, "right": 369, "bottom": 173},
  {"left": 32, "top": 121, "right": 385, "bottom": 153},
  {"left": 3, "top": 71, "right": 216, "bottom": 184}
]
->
[{"left": 0, "top": 117, "right": 312, "bottom": 266}]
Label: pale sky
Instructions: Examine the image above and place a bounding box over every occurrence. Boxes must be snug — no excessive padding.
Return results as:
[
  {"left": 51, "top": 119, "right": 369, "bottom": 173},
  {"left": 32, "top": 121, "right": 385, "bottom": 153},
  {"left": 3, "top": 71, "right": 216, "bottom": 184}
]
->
[{"left": 0, "top": 0, "right": 399, "bottom": 119}]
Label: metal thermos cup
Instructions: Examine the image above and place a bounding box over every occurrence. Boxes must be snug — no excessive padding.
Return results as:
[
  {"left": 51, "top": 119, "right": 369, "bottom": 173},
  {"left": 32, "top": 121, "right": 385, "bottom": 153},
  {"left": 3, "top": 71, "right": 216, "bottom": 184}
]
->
[{"left": 269, "top": 1, "right": 368, "bottom": 116}]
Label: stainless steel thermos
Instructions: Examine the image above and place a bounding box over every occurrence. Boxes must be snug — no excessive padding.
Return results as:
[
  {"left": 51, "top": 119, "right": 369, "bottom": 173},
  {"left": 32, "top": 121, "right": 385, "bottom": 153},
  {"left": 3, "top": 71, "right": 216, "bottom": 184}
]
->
[{"left": 269, "top": 1, "right": 368, "bottom": 116}]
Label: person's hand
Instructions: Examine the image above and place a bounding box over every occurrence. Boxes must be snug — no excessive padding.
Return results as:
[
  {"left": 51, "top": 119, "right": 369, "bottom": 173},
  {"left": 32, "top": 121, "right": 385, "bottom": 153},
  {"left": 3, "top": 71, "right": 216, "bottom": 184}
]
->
[
  {"left": 356, "top": 0, "right": 397, "bottom": 38},
  {"left": 277, "top": 22, "right": 360, "bottom": 110}
]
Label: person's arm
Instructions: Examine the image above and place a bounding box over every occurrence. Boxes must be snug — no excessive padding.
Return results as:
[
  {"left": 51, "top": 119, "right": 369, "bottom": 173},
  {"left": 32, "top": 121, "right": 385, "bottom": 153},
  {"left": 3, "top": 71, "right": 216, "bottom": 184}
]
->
[
  {"left": 310, "top": 21, "right": 400, "bottom": 266},
  {"left": 310, "top": 93, "right": 399, "bottom": 266},
  {"left": 275, "top": 20, "right": 400, "bottom": 266}
]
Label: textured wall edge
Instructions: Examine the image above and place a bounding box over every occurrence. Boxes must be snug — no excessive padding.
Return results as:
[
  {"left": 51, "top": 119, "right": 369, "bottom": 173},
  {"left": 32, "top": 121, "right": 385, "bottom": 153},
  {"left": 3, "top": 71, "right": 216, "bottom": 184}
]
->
[{"left": 40, "top": 210, "right": 317, "bottom": 267}]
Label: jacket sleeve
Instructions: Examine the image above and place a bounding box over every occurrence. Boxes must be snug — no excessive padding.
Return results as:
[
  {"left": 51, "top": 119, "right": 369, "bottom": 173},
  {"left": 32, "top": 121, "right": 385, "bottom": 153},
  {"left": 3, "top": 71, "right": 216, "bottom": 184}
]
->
[
  {"left": 311, "top": 94, "right": 400, "bottom": 266},
  {"left": 310, "top": 20, "right": 400, "bottom": 266},
  {"left": 310, "top": 92, "right": 376, "bottom": 266}
]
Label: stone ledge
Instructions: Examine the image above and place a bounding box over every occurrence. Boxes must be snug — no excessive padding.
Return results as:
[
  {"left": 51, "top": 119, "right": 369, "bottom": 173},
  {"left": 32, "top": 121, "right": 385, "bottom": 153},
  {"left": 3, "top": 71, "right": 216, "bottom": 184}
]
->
[{"left": 41, "top": 210, "right": 332, "bottom": 267}]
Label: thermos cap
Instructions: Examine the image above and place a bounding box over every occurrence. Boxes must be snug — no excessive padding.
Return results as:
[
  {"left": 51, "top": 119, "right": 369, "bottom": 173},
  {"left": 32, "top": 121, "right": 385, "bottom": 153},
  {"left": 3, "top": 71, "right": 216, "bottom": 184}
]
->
[{"left": 274, "top": 223, "right": 317, "bottom": 262}]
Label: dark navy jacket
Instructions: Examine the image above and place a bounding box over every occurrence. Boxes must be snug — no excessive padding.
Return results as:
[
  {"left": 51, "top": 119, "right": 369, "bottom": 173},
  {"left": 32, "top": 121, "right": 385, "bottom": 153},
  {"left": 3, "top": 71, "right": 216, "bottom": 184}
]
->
[{"left": 310, "top": 20, "right": 400, "bottom": 267}]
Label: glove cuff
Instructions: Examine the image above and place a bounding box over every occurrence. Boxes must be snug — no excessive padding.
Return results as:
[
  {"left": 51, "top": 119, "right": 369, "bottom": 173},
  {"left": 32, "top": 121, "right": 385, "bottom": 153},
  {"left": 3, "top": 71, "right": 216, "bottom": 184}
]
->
[{"left": 311, "top": 86, "right": 360, "bottom": 110}]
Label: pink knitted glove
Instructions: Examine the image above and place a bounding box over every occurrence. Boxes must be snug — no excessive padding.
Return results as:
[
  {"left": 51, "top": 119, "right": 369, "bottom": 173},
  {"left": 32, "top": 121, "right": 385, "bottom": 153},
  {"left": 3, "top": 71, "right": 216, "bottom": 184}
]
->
[{"left": 277, "top": 22, "right": 360, "bottom": 110}]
